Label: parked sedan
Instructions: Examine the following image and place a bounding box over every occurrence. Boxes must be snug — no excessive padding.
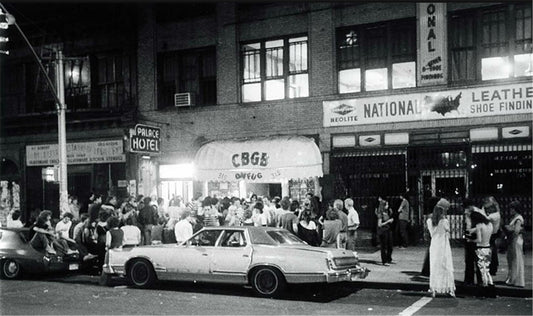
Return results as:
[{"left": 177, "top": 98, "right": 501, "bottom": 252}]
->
[
  {"left": 103, "top": 226, "right": 369, "bottom": 297},
  {"left": 0, "top": 227, "right": 80, "bottom": 279}
]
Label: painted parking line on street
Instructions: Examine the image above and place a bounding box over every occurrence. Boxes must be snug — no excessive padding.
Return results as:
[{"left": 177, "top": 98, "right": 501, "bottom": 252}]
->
[{"left": 398, "top": 296, "right": 432, "bottom": 316}]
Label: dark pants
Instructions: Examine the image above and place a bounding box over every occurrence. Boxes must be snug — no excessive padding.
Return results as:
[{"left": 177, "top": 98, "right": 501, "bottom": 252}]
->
[
  {"left": 398, "top": 220, "right": 409, "bottom": 247},
  {"left": 379, "top": 229, "right": 393, "bottom": 264},
  {"left": 489, "top": 233, "right": 499, "bottom": 275},
  {"left": 142, "top": 224, "right": 153, "bottom": 245},
  {"left": 464, "top": 242, "right": 482, "bottom": 285},
  {"left": 421, "top": 247, "right": 430, "bottom": 276}
]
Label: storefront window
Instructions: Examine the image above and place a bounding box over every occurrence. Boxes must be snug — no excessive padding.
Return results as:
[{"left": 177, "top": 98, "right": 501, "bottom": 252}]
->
[{"left": 471, "top": 151, "right": 532, "bottom": 196}]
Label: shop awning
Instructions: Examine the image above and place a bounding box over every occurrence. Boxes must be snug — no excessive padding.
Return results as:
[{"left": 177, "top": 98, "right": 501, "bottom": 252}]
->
[{"left": 193, "top": 136, "right": 323, "bottom": 183}]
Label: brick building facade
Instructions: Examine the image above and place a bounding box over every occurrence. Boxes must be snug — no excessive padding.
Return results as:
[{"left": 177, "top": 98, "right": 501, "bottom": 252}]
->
[{"left": 1, "top": 2, "right": 531, "bottom": 234}]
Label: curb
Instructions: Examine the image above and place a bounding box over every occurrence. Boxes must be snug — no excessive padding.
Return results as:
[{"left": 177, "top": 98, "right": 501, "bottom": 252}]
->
[{"left": 351, "top": 280, "right": 533, "bottom": 298}]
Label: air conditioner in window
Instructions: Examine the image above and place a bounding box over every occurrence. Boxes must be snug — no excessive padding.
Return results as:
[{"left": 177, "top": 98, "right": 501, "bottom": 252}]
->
[{"left": 174, "top": 92, "right": 194, "bottom": 107}]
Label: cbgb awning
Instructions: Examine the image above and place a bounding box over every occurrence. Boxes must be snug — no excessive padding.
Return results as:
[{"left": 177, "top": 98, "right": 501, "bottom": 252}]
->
[{"left": 193, "top": 136, "right": 323, "bottom": 183}]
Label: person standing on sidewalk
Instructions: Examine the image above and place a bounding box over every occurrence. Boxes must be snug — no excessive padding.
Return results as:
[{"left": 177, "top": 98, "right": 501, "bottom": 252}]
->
[
  {"left": 427, "top": 198, "right": 455, "bottom": 298},
  {"left": 344, "top": 198, "right": 360, "bottom": 251},
  {"left": 463, "top": 199, "right": 483, "bottom": 286},
  {"left": 470, "top": 210, "right": 494, "bottom": 291},
  {"left": 482, "top": 196, "right": 501, "bottom": 276},
  {"left": 333, "top": 199, "right": 348, "bottom": 249},
  {"left": 504, "top": 201, "right": 525, "bottom": 287},
  {"left": 420, "top": 196, "right": 440, "bottom": 277},
  {"left": 396, "top": 193, "right": 410, "bottom": 248},
  {"left": 138, "top": 196, "right": 158, "bottom": 245},
  {"left": 376, "top": 198, "right": 394, "bottom": 266},
  {"left": 320, "top": 209, "right": 342, "bottom": 248}
]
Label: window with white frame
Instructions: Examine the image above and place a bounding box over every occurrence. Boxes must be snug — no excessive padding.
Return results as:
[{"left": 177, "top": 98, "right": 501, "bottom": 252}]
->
[
  {"left": 337, "top": 19, "right": 416, "bottom": 94},
  {"left": 241, "top": 35, "right": 308, "bottom": 102}
]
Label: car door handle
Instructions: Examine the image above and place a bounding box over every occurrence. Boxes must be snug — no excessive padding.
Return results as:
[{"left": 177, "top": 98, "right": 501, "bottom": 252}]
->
[
  {"left": 202, "top": 253, "right": 208, "bottom": 256},
  {"left": 243, "top": 255, "right": 249, "bottom": 257}
]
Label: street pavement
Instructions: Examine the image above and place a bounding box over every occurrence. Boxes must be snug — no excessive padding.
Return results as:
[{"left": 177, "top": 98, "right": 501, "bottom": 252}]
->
[{"left": 354, "top": 245, "right": 532, "bottom": 298}]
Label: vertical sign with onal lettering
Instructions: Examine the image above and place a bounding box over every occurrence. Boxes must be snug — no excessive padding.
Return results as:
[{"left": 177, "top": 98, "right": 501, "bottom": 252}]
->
[{"left": 417, "top": 3, "right": 447, "bottom": 86}]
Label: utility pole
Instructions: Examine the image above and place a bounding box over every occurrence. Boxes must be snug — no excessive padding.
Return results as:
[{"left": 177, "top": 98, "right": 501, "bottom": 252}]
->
[
  {"left": 56, "top": 49, "right": 69, "bottom": 216},
  {"left": 0, "top": 3, "right": 70, "bottom": 217}
]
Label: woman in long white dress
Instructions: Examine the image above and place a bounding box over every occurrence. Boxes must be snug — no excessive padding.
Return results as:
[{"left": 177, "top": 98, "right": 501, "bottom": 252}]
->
[
  {"left": 505, "top": 201, "right": 525, "bottom": 287},
  {"left": 427, "top": 198, "right": 456, "bottom": 297}
]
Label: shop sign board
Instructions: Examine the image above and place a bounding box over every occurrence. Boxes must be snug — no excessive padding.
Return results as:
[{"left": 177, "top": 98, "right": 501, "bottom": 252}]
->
[
  {"left": 323, "top": 82, "right": 533, "bottom": 127},
  {"left": 26, "top": 140, "right": 125, "bottom": 166},
  {"left": 130, "top": 124, "right": 160, "bottom": 154},
  {"left": 417, "top": 3, "right": 447, "bottom": 86}
]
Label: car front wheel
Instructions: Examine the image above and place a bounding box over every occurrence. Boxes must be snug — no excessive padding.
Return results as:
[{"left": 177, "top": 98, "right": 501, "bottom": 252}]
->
[
  {"left": 251, "top": 266, "right": 286, "bottom": 298},
  {"left": 1, "top": 259, "right": 21, "bottom": 279},
  {"left": 127, "top": 259, "right": 156, "bottom": 288}
]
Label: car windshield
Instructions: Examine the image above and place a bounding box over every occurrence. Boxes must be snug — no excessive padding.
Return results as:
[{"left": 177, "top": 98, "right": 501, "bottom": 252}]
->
[{"left": 265, "top": 230, "right": 306, "bottom": 245}]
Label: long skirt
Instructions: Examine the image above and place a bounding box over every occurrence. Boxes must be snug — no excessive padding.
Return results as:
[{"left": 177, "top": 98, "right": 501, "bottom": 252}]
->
[{"left": 506, "top": 235, "right": 525, "bottom": 287}]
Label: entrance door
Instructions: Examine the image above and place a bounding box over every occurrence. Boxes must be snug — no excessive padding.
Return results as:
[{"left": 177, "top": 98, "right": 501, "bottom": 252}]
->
[{"left": 419, "top": 169, "right": 468, "bottom": 213}]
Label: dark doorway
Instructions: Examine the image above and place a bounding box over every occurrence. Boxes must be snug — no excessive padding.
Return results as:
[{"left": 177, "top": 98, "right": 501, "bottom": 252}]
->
[
  {"left": 68, "top": 173, "right": 92, "bottom": 213},
  {"left": 269, "top": 183, "right": 281, "bottom": 198}
]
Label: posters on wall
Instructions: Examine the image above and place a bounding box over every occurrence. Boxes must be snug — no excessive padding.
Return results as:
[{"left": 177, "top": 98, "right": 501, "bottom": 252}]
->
[{"left": 323, "top": 82, "right": 533, "bottom": 127}]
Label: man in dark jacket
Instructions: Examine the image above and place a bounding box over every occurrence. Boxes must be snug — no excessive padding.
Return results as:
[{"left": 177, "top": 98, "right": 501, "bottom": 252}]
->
[
  {"left": 88, "top": 194, "right": 103, "bottom": 223},
  {"left": 138, "top": 196, "right": 158, "bottom": 245}
]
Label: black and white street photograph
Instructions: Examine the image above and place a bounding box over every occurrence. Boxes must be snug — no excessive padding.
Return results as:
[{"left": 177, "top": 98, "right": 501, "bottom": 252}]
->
[{"left": 0, "top": 1, "right": 531, "bottom": 315}]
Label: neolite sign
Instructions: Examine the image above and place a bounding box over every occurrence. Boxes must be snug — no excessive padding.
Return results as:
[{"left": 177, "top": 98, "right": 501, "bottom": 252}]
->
[
  {"left": 323, "top": 82, "right": 533, "bottom": 127},
  {"left": 130, "top": 124, "right": 161, "bottom": 154}
]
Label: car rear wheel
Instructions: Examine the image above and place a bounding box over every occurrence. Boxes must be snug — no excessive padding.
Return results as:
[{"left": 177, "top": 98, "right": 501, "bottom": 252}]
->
[
  {"left": 251, "top": 266, "right": 286, "bottom": 298},
  {"left": 1, "top": 259, "right": 21, "bottom": 279},
  {"left": 127, "top": 259, "right": 156, "bottom": 288}
]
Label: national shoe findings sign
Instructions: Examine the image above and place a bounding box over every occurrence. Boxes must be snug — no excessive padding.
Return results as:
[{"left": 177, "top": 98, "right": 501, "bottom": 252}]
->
[
  {"left": 417, "top": 3, "right": 447, "bottom": 86},
  {"left": 129, "top": 124, "right": 161, "bottom": 154},
  {"left": 323, "top": 82, "right": 533, "bottom": 127}
]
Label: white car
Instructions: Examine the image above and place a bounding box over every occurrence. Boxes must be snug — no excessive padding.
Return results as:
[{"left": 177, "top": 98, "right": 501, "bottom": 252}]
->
[{"left": 103, "top": 226, "right": 369, "bottom": 297}]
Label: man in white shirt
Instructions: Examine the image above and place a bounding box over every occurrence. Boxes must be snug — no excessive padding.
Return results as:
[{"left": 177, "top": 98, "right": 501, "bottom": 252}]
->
[
  {"left": 55, "top": 212, "right": 73, "bottom": 238},
  {"left": 121, "top": 216, "right": 142, "bottom": 246},
  {"left": 344, "top": 198, "right": 360, "bottom": 251},
  {"left": 174, "top": 210, "right": 194, "bottom": 244},
  {"left": 7, "top": 210, "right": 24, "bottom": 228}
]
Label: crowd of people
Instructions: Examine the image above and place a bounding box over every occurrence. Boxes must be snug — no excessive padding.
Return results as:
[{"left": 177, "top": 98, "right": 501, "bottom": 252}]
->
[
  {"left": 2, "top": 190, "right": 526, "bottom": 295},
  {"left": 420, "top": 195, "right": 526, "bottom": 298}
]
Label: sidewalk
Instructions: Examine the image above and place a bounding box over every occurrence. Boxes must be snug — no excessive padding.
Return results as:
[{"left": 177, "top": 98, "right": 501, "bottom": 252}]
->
[{"left": 353, "top": 245, "right": 532, "bottom": 298}]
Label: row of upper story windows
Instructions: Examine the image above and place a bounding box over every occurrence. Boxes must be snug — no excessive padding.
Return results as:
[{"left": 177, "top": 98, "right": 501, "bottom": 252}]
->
[
  {"left": 1, "top": 4, "right": 531, "bottom": 115},
  {"left": 1, "top": 53, "right": 135, "bottom": 116},
  {"left": 158, "top": 3, "right": 532, "bottom": 108}
]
